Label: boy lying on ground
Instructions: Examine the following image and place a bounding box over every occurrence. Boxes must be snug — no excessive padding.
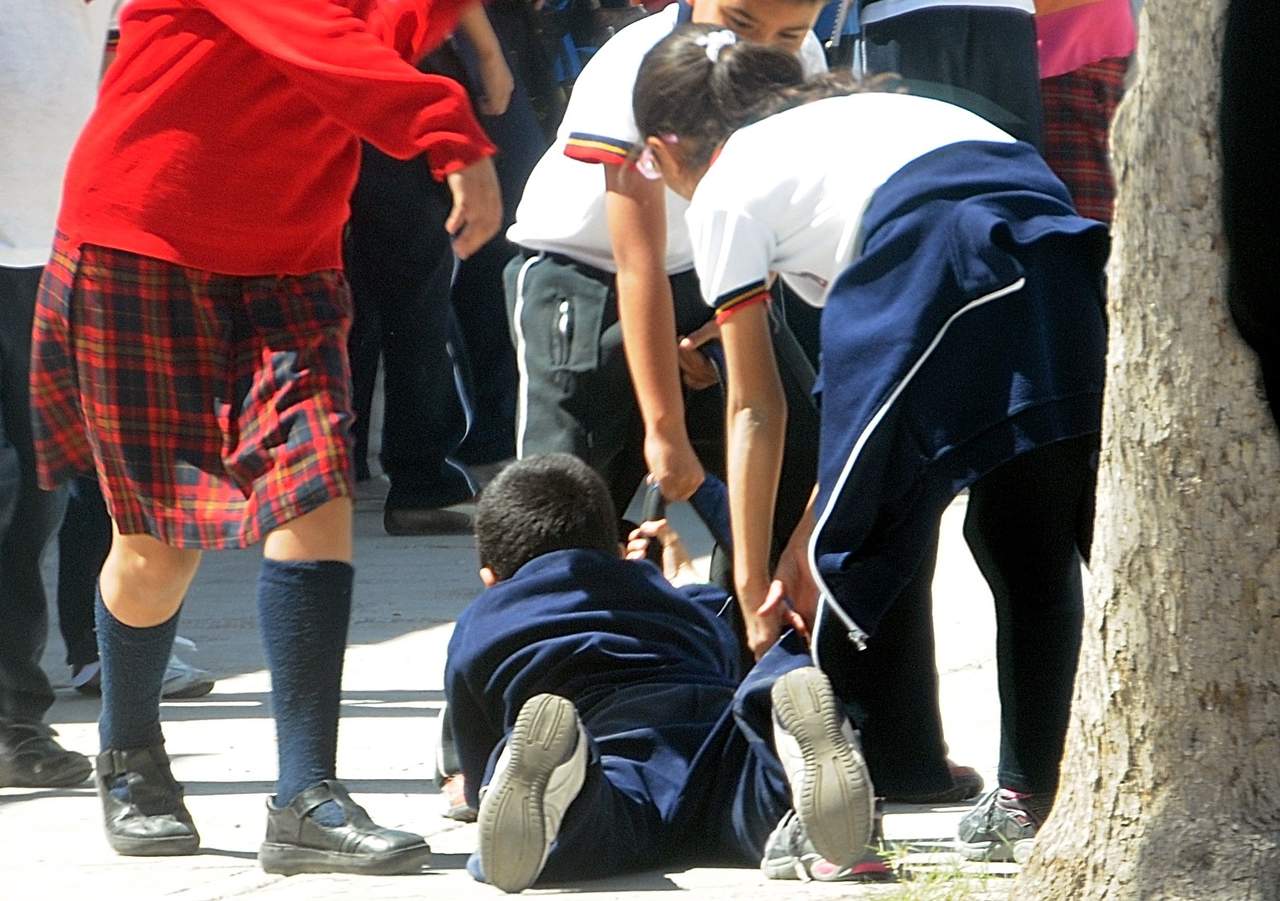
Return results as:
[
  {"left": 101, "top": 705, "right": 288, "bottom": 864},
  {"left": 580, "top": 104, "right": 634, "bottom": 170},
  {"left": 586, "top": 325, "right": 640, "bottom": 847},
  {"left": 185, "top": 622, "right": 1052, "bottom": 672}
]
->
[{"left": 443, "top": 453, "right": 885, "bottom": 892}]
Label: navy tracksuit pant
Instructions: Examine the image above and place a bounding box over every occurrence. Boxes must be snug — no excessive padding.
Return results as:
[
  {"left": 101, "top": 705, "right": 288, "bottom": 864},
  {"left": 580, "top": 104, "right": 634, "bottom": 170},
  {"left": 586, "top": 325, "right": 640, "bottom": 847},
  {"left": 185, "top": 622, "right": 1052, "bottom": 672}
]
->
[{"left": 470, "top": 632, "right": 811, "bottom": 882}]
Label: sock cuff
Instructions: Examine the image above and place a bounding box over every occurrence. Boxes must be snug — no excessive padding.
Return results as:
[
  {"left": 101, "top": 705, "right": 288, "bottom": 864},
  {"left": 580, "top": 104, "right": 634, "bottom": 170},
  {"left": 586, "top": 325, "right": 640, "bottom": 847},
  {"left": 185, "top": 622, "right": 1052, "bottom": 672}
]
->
[
  {"left": 95, "top": 589, "right": 182, "bottom": 636},
  {"left": 260, "top": 559, "right": 354, "bottom": 583}
]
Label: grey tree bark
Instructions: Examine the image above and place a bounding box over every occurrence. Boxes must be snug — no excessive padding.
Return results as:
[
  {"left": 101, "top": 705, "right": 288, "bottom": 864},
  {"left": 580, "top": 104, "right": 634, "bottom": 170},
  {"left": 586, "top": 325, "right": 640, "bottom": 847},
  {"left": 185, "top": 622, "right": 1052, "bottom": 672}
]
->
[{"left": 1018, "top": 1, "right": 1280, "bottom": 898}]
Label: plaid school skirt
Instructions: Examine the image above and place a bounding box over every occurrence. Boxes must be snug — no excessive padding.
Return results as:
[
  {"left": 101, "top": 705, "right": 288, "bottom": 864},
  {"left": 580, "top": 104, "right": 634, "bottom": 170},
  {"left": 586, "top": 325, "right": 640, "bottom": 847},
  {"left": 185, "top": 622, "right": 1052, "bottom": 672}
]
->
[
  {"left": 1040, "top": 56, "right": 1130, "bottom": 224},
  {"left": 31, "top": 237, "right": 356, "bottom": 549}
]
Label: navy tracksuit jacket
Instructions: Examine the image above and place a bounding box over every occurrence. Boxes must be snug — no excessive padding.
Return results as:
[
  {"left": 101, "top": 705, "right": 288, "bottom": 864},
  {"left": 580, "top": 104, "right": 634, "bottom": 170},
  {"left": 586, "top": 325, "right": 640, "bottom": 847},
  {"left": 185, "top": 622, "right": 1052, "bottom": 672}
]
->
[
  {"left": 811, "top": 139, "right": 1109, "bottom": 645},
  {"left": 445, "top": 549, "right": 812, "bottom": 881}
]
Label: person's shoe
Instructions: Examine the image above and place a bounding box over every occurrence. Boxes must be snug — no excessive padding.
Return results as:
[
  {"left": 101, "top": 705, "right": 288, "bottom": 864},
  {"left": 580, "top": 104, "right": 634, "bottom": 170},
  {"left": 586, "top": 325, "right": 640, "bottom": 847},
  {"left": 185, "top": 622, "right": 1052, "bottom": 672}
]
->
[
  {"left": 771, "top": 667, "right": 875, "bottom": 870},
  {"left": 955, "top": 788, "right": 1050, "bottom": 863},
  {"left": 442, "top": 773, "right": 478, "bottom": 822},
  {"left": 74, "top": 641, "right": 215, "bottom": 700},
  {"left": 160, "top": 646, "right": 216, "bottom": 700},
  {"left": 96, "top": 744, "right": 200, "bottom": 855},
  {"left": 761, "top": 809, "right": 894, "bottom": 882},
  {"left": 0, "top": 719, "right": 92, "bottom": 788},
  {"left": 259, "top": 779, "right": 431, "bottom": 876},
  {"left": 383, "top": 505, "right": 473, "bottom": 536},
  {"left": 882, "top": 760, "right": 985, "bottom": 805},
  {"left": 71, "top": 661, "right": 103, "bottom": 696},
  {"left": 478, "top": 694, "right": 588, "bottom": 893}
]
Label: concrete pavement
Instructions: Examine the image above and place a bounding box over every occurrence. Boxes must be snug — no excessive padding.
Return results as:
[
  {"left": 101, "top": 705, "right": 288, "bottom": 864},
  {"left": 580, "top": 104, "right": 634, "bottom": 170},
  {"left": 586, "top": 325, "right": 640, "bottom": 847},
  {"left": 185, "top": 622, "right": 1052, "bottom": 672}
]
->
[{"left": 2, "top": 486, "right": 1019, "bottom": 900}]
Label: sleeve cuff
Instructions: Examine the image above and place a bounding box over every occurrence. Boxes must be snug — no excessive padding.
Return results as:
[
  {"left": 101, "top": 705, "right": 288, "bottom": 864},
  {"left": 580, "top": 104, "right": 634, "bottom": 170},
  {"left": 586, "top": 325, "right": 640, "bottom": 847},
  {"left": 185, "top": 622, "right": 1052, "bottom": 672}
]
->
[
  {"left": 713, "top": 280, "right": 771, "bottom": 324},
  {"left": 564, "top": 132, "right": 634, "bottom": 166},
  {"left": 425, "top": 103, "right": 498, "bottom": 180}
]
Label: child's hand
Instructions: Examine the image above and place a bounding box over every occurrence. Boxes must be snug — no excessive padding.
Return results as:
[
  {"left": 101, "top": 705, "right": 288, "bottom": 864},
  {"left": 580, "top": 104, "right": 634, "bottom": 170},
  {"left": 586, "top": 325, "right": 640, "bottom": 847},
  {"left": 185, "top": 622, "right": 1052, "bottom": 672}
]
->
[
  {"left": 643, "top": 429, "right": 705, "bottom": 502},
  {"left": 677, "top": 319, "right": 721, "bottom": 390},
  {"left": 626, "top": 519, "right": 700, "bottom": 585},
  {"left": 445, "top": 157, "right": 503, "bottom": 259}
]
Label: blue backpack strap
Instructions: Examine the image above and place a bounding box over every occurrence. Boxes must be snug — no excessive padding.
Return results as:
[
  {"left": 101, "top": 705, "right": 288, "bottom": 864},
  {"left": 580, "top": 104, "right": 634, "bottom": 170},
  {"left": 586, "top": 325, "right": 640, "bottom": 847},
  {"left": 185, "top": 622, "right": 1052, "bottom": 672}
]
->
[{"left": 677, "top": 1, "right": 693, "bottom": 25}]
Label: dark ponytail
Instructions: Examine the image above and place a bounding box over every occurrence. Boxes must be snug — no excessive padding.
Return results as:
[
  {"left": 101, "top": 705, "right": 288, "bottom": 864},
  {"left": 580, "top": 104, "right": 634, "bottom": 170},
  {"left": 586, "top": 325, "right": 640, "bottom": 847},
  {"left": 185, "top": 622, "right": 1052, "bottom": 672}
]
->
[{"left": 634, "top": 24, "right": 881, "bottom": 169}]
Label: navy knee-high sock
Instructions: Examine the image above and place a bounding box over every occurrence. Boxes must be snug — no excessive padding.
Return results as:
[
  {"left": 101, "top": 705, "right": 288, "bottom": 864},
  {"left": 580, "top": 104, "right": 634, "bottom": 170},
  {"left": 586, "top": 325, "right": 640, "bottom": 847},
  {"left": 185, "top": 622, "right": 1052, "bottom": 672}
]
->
[
  {"left": 96, "top": 589, "right": 177, "bottom": 751},
  {"left": 257, "top": 559, "right": 353, "bottom": 826}
]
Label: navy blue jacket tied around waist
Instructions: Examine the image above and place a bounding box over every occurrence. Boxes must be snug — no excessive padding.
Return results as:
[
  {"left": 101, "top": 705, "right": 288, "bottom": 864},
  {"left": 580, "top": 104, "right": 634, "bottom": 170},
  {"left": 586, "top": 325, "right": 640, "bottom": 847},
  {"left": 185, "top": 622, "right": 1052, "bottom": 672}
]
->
[{"left": 810, "top": 139, "right": 1109, "bottom": 641}]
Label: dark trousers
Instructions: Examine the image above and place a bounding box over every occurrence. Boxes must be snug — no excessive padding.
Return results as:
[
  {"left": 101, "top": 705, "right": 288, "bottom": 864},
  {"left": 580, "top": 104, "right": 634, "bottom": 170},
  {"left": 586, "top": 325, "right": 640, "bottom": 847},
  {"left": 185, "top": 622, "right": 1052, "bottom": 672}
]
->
[
  {"left": 506, "top": 254, "right": 819, "bottom": 543},
  {"left": 0, "top": 265, "right": 67, "bottom": 723},
  {"left": 56, "top": 476, "right": 111, "bottom": 667},
  {"left": 859, "top": 6, "right": 1045, "bottom": 148},
  {"left": 814, "top": 435, "right": 1095, "bottom": 797},
  {"left": 452, "top": 3, "right": 549, "bottom": 467},
  {"left": 1221, "top": 0, "right": 1280, "bottom": 429},
  {"left": 473, "top": 632, "right": 811, "bottom": 883},
  {"left": 832, "top": 524, "right": 951, "bottom": 797},
  {"left": 345, "top": 144, "right": 475, "bottom": 510},
  {"left": 963, "top": 433, "right": 1095, "bottom": 795},
  {"left": 505, "top": 254, "right": 729, "bottom": 520}
]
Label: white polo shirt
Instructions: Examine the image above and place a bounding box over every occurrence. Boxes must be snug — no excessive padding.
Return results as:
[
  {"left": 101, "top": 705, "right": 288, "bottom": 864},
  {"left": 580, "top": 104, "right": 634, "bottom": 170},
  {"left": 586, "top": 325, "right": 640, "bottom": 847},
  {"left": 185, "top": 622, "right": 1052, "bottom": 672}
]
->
[
  {"left": 686, "top": 92, "right": 1015, "bottom": 314},
  {"left": 507, "top": 4, "right": 827, "bottom": 275},
  {"left": 0, "top": 0, "right": 118, "bottom": 268}
]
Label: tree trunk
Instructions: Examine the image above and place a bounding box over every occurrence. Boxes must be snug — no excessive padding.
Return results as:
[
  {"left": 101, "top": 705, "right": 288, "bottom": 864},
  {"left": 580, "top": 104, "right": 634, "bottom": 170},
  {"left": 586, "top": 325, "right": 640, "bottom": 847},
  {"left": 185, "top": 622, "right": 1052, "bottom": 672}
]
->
[{"left": 1017, "top": 1, "right": 1280, "bottom": 898}]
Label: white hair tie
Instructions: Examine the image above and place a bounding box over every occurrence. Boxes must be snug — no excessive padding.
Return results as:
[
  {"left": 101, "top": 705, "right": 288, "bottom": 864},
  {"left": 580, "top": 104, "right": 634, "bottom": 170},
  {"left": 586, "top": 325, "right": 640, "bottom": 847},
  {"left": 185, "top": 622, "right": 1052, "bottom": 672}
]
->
[{"left": 695, "top": 29, "right": 737, "bottom": 63}]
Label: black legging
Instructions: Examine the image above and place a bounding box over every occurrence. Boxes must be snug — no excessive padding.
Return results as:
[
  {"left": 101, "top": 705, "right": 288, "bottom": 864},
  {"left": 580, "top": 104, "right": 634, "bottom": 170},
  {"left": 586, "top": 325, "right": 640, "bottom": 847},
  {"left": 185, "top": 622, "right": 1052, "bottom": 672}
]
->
[
  {"left": 814, "top": 433, "right": 1096, "bottom": 798},
  {"left": 1221, "top": 1, "right": 1280, "bottom": 429},
  {"left": 963, "top": 433, "right": 1096, "bottom": 795}
]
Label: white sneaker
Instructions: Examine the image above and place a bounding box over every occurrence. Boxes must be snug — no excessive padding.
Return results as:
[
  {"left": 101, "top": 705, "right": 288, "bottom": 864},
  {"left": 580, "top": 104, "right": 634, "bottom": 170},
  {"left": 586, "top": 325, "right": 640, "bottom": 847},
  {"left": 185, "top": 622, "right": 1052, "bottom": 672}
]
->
[
  {"left": 771, "top": 667, "right": 875, "bottom": 870},
  {"left": 478, "top": 694, "right": 587, "bottom": 893},
  {"left": 69, "top": 639, "right": 215, "bottom": 699},
  {"left": 161, "top": 638, "right": 215, "bottom": 699}
]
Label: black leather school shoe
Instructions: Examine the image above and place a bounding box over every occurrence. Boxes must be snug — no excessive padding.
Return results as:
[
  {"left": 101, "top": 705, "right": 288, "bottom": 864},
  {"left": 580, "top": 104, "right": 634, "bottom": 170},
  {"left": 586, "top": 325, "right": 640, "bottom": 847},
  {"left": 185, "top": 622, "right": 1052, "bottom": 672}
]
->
[
  {"left": 0, "top": 719, "right": 92, "bottom": 788},
  {"left": 95, "top": 745, "right": 200, "bottom": 856},
  {"left": 258, "top": 780, "right": 431, "bottom": 876}
]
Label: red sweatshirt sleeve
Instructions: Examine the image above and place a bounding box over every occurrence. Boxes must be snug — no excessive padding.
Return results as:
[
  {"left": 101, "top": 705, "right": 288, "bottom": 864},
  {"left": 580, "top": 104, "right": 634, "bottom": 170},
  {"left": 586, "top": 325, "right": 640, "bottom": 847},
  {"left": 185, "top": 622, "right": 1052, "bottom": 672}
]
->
[{"left": 192, "top": 0, "right": 495, "bottom": 178}]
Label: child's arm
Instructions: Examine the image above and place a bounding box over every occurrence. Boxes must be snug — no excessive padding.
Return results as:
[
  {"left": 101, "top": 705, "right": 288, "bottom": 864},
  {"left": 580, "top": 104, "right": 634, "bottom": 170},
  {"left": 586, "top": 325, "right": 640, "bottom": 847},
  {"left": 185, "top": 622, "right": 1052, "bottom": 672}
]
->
[
  {"left": 720, "top": 302, "right": 792, "bottom": 658},
  {"left": 457, "top": 5, "right": 515, "bottom": 116},
  {"left": 443, "top": 644, "right": 505, "bottom": 810},
  {"left": 604, "top": 166, "right": 706, "bottom": 502},
  {"left": 193, "top": 0, "right": 501, "bottom": 254}
]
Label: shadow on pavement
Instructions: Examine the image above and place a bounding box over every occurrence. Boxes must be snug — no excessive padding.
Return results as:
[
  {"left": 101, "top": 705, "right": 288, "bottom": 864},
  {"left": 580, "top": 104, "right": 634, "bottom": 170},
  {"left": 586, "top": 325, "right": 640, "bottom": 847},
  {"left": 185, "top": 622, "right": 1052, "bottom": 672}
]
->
[{"left": 45, "top": 690, "right": 446, "bottom": 724}]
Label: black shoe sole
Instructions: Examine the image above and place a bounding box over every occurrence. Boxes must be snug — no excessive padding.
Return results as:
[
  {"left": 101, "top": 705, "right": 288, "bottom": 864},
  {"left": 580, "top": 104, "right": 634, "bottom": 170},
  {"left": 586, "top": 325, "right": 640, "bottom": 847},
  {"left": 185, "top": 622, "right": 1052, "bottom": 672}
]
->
[
  {"left": 478, "top": 694, "right": 581, "bottom": 893},
  {"left": 772, "top": 668, "right": 874, "bottom": 870},
  {"left": 258, "top": 840, "right": 431, "bottom": 876},
  {"left": 107, "top": 830, "right": 201, "bottom": 856},
  {"left": 0, "top": 755, "right": 92, "bottom": 788}
]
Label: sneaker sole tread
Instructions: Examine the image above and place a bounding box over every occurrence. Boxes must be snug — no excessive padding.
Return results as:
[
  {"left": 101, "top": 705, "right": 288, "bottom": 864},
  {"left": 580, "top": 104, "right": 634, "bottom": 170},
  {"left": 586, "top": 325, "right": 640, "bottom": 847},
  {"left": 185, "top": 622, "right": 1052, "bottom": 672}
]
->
[
  {"left": 772, "top": 669, "right": 873, "bottom": 869},
  {"left": 478, "top": 694, "right": 580, "bottom": 893}
]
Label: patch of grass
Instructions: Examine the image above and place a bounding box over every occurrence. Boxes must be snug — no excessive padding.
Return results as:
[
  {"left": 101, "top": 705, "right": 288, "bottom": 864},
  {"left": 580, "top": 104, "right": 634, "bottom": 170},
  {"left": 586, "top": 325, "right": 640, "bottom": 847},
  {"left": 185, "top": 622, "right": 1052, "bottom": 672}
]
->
[{"left": 874, "top": 843, "right": 1016, "bottom": 901}]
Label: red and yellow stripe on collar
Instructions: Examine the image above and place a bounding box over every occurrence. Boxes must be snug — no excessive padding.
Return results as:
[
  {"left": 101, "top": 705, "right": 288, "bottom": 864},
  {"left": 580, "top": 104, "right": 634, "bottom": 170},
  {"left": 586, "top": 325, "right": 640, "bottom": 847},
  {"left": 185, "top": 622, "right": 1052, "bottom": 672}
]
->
[
  {"left": 565, "top": 132, "right": 634, "bottom": 166},
  {"left": 714, "top": 280, "right": 770, "bottom": 325}
]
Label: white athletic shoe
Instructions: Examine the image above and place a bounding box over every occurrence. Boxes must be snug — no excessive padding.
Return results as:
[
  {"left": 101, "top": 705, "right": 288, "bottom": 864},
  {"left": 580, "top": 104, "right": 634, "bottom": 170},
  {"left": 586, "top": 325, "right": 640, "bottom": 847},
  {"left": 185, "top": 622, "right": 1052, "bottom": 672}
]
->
[
  {"left": 160, "top": 639, "right": 215, "bottom": 699},
  {"left": 478, "top": 694, "right": 588, "bottom": 893},
  {"left": 71, "top": 637, "right": 215, "bottom": 699},
  {"left": 771, "top": 667, "right": 875, "bottom": 870}
]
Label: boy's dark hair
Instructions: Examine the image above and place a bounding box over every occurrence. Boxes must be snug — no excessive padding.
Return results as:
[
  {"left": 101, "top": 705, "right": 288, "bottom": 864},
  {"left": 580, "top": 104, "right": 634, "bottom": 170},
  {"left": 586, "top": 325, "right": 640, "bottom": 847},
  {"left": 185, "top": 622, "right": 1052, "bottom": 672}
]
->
[
  {"left": 634, "top": 24, "right": 884, "bottom": 170},
  {"left": 475, "top": 454, "right": 619, "bottom": 580}
]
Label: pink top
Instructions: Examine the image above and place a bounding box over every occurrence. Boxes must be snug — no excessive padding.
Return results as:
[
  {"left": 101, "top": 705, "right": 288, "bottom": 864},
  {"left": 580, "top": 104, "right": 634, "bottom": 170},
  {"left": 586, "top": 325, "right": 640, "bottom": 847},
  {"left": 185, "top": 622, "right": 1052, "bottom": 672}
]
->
[{"left": 1035, "top": 0, "right": 1136, "bottom": 79}]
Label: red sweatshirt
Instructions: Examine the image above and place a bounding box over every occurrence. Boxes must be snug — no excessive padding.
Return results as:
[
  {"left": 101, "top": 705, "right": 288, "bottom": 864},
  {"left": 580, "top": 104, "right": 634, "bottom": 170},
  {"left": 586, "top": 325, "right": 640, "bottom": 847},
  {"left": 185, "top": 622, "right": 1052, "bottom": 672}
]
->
[{"left": 58, "top": 0, "right": 496, "bottom": 276}]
